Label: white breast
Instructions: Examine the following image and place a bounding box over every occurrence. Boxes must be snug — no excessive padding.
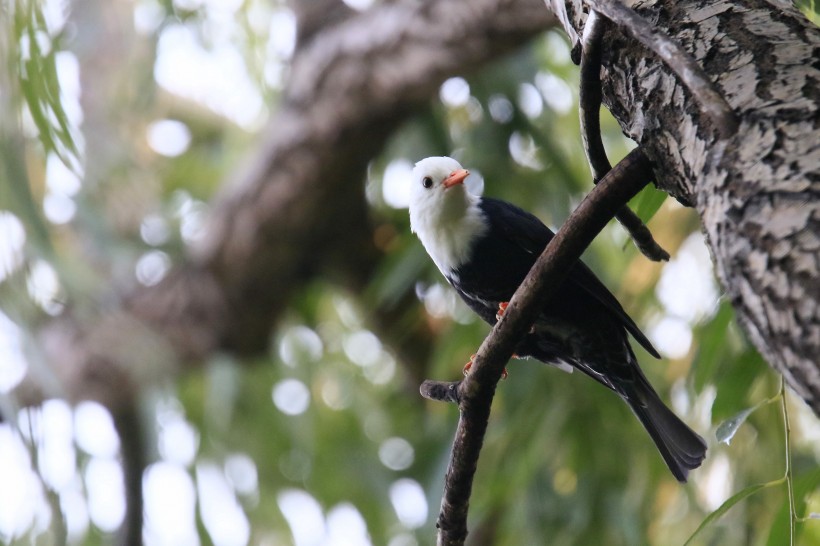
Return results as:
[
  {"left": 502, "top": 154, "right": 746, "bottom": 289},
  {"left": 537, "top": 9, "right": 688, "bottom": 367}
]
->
[{"left": 411, "top": 196, "right": 488, "bottom": 275}]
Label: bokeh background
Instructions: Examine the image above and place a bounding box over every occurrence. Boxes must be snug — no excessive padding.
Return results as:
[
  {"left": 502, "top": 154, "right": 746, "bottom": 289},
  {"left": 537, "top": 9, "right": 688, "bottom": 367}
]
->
[{"left": 1, "top": 1, "right": 819, "bottom": 545}]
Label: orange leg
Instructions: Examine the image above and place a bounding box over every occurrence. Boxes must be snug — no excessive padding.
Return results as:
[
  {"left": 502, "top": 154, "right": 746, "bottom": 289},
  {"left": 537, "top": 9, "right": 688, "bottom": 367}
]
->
[
  {"left": 496, "top": 301, "right": 536, "bottom": 334},
  {"left": 463, "top": 353, "right": 508, "bottom": 380},
  {"left": 462, "top": 354, "right": 477, "bottom": 376},
  {"left": 495, "top": 301, "right": 509, "bottom": 322}
]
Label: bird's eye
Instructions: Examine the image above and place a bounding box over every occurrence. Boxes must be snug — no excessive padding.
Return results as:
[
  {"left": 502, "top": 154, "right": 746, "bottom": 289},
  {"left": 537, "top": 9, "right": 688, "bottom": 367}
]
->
[{"left": 422, "top": 176, "right": 433, "bottom": 189}]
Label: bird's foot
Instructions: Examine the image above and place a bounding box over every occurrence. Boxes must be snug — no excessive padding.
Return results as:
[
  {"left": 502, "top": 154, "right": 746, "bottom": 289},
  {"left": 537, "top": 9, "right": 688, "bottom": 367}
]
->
[
  {"left": 495, "top": 302, "right": 509, "bottom": 321},
  {"left": 463, "top": 354, "right": 508, "bottom": 380},
  {"left": 495, "top": 301, "right": 535, "bottom": 334},
  {"left": 462, "top": 354, "right": 477, "bottom": 376}
]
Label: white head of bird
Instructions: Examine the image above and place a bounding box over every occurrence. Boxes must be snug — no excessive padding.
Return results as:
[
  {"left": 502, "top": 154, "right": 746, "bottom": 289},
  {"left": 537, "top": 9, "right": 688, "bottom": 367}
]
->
[{"left": 409, "top": 156, "right": 487, "bottom": 275}]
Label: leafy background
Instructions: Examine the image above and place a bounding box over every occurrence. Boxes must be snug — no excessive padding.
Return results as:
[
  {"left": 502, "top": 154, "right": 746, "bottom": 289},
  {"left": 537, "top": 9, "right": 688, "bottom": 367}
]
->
[{"left": 1, "top": 1, "right": 818, "bottom": 545}]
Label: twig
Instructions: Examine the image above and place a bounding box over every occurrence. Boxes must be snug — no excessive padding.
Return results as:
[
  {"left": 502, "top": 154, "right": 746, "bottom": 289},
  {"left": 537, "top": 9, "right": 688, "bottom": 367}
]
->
[
  {"left": 579, "top": 11, "right": 613, "bottom": 182},
  {"left": 425, "top": 148, "right": 655, "bottom": 545},
  {"left": 420, "top": 380, "right": 462, "bottom": 404},
  {"left": 585, "top": 0, "right": 738, "bottom": 138},
  {"left": 579, "top": 11, "right": 670, "bottom": 262}
]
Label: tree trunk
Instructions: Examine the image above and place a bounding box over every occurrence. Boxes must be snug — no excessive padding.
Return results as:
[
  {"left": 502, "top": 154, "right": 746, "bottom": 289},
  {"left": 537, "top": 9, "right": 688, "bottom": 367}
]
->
[{"left": 560, "top": 0, "right": 819, "bottom": 412}]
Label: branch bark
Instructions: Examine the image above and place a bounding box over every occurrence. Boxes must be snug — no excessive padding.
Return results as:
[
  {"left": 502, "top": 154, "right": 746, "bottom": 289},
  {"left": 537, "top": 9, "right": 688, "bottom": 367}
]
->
[
  {"left": 585, "top": 0, "right": 738, "bottom": 138},
  {"left": 425, "top": 148, "right": 655, "bottom": 546}
]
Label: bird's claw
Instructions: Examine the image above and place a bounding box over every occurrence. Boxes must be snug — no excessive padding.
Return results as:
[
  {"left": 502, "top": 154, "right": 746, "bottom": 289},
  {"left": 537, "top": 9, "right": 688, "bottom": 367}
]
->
[
  {"left": 463, "top": 354, "right": 508, "bottom": 380},
  {"left": 462, "top": 354, "right": 477, "bottom": 376},
  {"left": 496, "top": 301, "right": 536, "bottom": 334},
  {"left": 495, "top": 301, "right": 509, "bottom": 322}
]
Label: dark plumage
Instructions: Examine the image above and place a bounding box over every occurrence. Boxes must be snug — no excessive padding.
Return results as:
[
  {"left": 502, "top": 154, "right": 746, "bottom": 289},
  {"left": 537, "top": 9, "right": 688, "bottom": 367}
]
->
[{"left": 409, "top": 156, "right": 706, "bottom": 482}]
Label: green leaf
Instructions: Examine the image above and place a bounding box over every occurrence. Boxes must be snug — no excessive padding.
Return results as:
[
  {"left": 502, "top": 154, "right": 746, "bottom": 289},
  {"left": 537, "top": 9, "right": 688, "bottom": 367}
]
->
[
  {"left": 15, "top": 0, "right": 80, "bottom": 167},
  {"left": 715, "top": 393, "right": 780, "bottom": 445},
  {"left": 684, "top": 479, "right": 785, "bottom": 546},
  {"left": 630, "top": 184, "right": 668, "bottom": 224},
  {"left": 795, "top": 0, "right": 820, "bottom": 25},
  {"left": 0, "top": 133, "right": 54, "bottom": 256},
  {"left": 715, "top": 407, "right": 756, "bottom": 445}
]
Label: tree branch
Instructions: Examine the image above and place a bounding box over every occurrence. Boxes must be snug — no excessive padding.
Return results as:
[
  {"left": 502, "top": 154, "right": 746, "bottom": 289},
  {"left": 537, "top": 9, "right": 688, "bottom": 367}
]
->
[
  {"left": 579, "top": 11, "right": 613, "bottom": 182},
  {"left": 425, "top": 148, "right": 655, "bottom": 545},
  {"left": 579, "top": 11, "right": 670, "bottom": 262},
  {"left": 585, "top": 0, "right": 738, "bottom": 138}
]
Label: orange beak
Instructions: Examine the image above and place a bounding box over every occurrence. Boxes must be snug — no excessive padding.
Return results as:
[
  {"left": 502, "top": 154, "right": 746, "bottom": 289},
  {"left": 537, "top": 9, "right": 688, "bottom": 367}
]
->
[{"left": 442, "top": 169, "right": 470, "bottom": 189}]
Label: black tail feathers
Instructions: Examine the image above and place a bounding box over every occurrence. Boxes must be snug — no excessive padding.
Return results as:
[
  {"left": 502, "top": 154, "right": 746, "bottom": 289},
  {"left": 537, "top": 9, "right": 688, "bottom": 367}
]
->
[{"left": 627, "top": 379, "right": 707, "bottom": 483}]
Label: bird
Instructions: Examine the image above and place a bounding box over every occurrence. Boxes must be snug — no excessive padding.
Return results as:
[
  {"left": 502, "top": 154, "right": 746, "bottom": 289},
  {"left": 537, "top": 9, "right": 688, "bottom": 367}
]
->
[{"left": 408, "top": 156, "right": 707, "bottom": 482}]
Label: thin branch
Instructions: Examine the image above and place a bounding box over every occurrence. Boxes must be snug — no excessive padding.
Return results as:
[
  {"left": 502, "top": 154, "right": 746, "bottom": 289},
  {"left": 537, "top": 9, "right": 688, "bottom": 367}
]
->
[
  {"left": 579, "top": 11, "right": 670, "bottom": 262},
  {"left": 579, "top": 11, "right": 613, "bottom": 182},
  {"left": 585, "top": 0, "right": 738, "bottom": 138},
  {"left": 428, "top": 148, "right": 655, "bottom": 546},
  {"left": 420, "top": 380, "right": 462, "bottom": 404}
]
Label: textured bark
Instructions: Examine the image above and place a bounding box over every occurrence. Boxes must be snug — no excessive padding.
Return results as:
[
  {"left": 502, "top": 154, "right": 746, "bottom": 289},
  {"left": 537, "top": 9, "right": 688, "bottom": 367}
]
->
[
  {"left": 561, "top": 0, "right": 820, "bottom": 412},
  {"left": 15, "top": 0, "right": 555, "bottom": 411}
]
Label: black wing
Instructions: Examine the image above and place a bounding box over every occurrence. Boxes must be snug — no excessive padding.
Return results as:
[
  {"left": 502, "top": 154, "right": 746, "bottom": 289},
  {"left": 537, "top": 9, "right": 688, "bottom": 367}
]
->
[{"left": 476, "top": 197, "right": 660, "bottom": 359}]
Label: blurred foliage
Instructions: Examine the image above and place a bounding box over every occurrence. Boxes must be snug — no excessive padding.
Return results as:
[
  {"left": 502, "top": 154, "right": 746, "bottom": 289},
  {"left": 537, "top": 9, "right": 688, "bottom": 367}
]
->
[
  {"left": 1, "top": 1, "right": 818, "bottom": 546},
  {"left": 796, "top": 0, "right": 820, "bottom": 25}
]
